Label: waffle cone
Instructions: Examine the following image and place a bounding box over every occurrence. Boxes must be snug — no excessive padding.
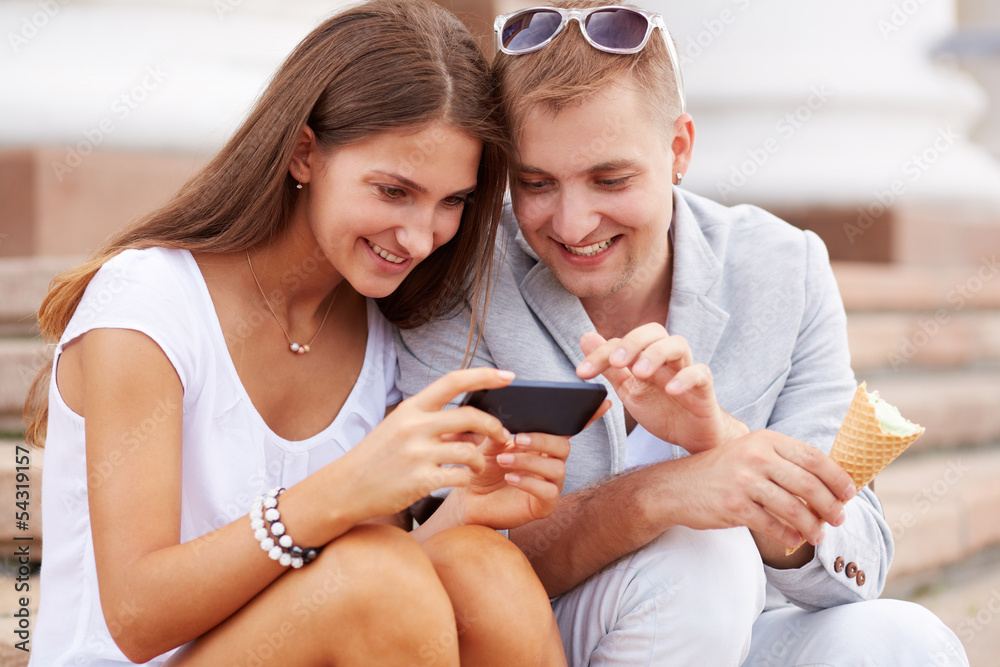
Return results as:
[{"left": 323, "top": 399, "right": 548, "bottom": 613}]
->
[
  {"left": 785, "top": 382, "right": 924, "bottom": 555},
  {"left": 828, "top": 382, "right": 924, "bottom": 490}
]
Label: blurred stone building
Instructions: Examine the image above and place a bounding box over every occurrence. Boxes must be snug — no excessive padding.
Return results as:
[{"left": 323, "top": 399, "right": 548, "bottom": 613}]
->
[{"left": 1, "top": 0, "right": 999, "bottom": 662}]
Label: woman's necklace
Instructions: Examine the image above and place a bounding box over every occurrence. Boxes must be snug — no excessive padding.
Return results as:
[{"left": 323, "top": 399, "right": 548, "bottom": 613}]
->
[{"left": 246, "top": 250, "right": 338, "bottom": 355}]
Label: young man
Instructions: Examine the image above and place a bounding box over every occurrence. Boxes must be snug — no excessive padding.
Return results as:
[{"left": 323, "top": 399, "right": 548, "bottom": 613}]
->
[{"left": 397, "top": 2, "right": 969, "bottom": 664}]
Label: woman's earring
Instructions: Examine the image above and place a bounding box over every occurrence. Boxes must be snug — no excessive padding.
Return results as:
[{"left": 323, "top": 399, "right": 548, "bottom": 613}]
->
[
  {"left": 675, "top": 172, "right": 684, "bottom": 186},
  {"left": 296, "top": 182, "right": 303, "bottom": 190}
]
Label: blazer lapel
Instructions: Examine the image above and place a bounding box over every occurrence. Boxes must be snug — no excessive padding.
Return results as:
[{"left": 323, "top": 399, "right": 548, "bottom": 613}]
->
[{"left": 667, "top": 191, "right": 731, "bottom": 367}]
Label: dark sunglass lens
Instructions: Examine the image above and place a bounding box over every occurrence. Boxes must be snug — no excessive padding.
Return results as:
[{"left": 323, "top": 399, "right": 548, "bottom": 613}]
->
[
  {"left": 503, "top": 9, "right": 562, "bottom": 51},
  {"left": 585, "top": 8, "right": 648, "bottom": 50}
]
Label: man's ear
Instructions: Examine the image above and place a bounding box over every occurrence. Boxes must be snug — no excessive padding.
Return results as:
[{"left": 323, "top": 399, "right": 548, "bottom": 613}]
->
[
  {"left": 670, "top": 113, "right": 695, "bottom": 180},
  {"left": 289, "top": 124, "right": 318, "bottom": 184}
]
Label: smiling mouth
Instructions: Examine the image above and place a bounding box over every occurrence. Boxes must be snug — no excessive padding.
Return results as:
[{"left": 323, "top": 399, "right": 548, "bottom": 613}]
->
[
  {"left": 563, "top": 237, "right": 616, "bottom": 257},
  {"left": 366, "top": 240, "right": 407, "bottom": 264}
]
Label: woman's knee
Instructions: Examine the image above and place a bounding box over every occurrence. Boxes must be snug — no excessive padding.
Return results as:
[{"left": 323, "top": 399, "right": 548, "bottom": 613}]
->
[
  {"left": 424, "top": 525, "right": 541, "bottom": 598},
  {"left": 425, "top": 526, "right": 526, "bottom": 570},
  {"left": 423, "top": 526, "right": 563, "bottom": 665},
  {"left": 424, "top": 526, "right": 550, "bottom": 623},
  {"left": 303, "top": 524, "right": 453, "bottom": 624}
]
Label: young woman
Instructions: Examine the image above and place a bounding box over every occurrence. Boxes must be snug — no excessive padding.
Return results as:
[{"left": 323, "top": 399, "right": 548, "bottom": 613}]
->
[{"left": 24, "top": 1, "right": 573, "bottom": 664}]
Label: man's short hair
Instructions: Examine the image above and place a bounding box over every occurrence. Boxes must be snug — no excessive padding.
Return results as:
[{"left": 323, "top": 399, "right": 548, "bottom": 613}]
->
[{"left": 492, "top": 0, "right": 684, "bottom": 144}]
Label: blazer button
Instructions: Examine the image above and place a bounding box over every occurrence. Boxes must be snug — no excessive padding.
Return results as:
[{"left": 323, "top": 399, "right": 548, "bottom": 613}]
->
[
  {"left": 834, "top": 557, "right": 845, "bottom": 573},
  {"left": 856, "top": 570, "right": 866, "bottom": 586},
  {"left": 846, "top": 562, "right": 858, "bottom": 578}
]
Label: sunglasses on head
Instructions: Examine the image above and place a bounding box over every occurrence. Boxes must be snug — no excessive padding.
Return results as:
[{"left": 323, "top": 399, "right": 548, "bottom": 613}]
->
[{"left": 494, "top": 5, "right": 686, "bottom": 113}]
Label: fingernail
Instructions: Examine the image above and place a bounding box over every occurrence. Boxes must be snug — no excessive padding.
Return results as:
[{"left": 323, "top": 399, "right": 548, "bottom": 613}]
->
[
  {"left": 836, "top": 508, "right": 847, "bottom": 525},
  {"left": 844, "top": 483, "right": 857, "bottom": 500},
  {"left": 577, "top": 361, "right": 594, "bottom": 376},
  {"left": 497, "top": 453, "right": 515, "bottom": 465},
  {"left": 610, "top": 348, "right": 627, "bottom": 365},
  {"left": 813, "top": 529, "right": 826, "bottom": 545},
  {"left": 666, "top": 379, "right": 683, "bottom": 392},
  {"left": 497, "top": 370, "right": 515, "bottom": 380},
  {"left": 502, "top": 429, "right": 512, "bottom": 442},
  {"left": 634, "top": 358, "right": 651, "bottom": 376},
  {"left": 504, "top": 473, "right": 521, "bottom": 484},
  {"left": 514, "top": 433, "right": 531, "bottom": 447}
]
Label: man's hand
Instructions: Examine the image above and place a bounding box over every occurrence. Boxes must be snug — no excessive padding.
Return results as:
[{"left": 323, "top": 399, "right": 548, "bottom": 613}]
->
[
  {"left": 664, "top": 430, "right": 857, "bottom": 555},
  {"left": 576, "top": 324, "right": 746, "bottom": 452}
]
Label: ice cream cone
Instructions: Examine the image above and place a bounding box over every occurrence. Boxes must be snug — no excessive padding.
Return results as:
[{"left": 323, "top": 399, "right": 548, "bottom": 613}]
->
[
  {"left": 828, "top": 382, "right": 925, "bottom": 490},
  {"left": 785, "top": 382, "right": 924, "bottom": 555}
]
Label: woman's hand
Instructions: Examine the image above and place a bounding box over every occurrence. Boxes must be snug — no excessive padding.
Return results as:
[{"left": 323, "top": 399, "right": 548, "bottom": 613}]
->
[
  {"left": 576, "top": 325, "right": 746, "bottom": 453},
  {"left": 451, "top": 431, "right": 571, "bottom": 529},
  {"left": 338, "top": 368, "right": 514, "bottom": 522},
  {"left": 451, "top": 399, "right": 609, "bottom": 530}
]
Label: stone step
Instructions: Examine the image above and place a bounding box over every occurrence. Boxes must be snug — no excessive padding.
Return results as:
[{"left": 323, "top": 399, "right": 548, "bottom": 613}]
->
[
  {"left": 0, "top": 340, "right": 50, "bottom": 433},
  {"left": 858, "top": 370, "right": 1000, "bottom": 452},
  {"left": 774, "top": 202, "right": 1000, "bottom": 266},
  {"left": 884, "top": 545, "right": 1000, "bottom": 667},
  {"left": 0, "top": 441, "right": 42, "bottom": 554},
  {"left": 879, "top": 445, "right": 1000, "bottom": 584},
  {"left": 0, "top": 147, "right": 200, "bottom": 258},
  {"left": 847, "top": 311, "right": 1000, "bottom": 373},
  {"left": 0, "top": 255, "right": 79, "bottom": 336},
  {"left": 832, "top": 260, "right": 1000, "bottom": 312}
]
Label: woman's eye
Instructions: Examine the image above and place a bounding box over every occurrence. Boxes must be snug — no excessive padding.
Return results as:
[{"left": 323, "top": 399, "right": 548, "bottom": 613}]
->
[
  {"left": 379, "top": 185, "right": 406, "bottom": 199},
  {"left": 519, "top": 180, "right": 549, "bottom": 190},
  {"left": 442, "top": 196, "right": 468, "bottom": 209}
]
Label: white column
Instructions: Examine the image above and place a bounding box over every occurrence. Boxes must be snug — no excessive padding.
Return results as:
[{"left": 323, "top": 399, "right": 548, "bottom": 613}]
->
[
  {"left": 953, "top": 0, "right": 1000, "bottom": 158},
  {"left": 637, "top": 0, "right": 1000, "bottom": 213},
  {"left": 0, "top": 0, "right": 349, "bottom": 157}
]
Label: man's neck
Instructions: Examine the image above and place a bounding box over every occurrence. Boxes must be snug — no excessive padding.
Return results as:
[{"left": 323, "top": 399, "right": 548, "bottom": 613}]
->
[{"left": 581, "top": 247, "right": 674, "bottom": 341}]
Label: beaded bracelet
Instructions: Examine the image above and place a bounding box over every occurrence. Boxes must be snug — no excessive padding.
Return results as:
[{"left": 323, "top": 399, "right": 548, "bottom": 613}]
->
[{"left": 250, "top": 487, "right": 322, "bottom": 569}]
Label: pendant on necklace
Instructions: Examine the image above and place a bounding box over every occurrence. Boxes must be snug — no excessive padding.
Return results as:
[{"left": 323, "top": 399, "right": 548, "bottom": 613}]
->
[{"left": 289, "top": 343, "right": 310, "bottom": 355}]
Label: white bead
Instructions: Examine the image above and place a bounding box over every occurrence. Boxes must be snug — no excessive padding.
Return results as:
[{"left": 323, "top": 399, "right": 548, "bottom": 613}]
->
[
  {"left": 264, "top": 508, "right": 280, "bottom": 522},
  {"left": 260, "top": 537, "right": 275, "bottom": 551},
  {"left": 290, "top": 343, "right": 300, "bottom": 352},
  {"left": 251, "top": 517, "right": 265, "bottom": 531},
  {"left": 279, "top": 552, "right": 292, "bottom": 567},
  {"left": 268, "top": 545, "right": 283, "bottom": 560},
  {"left": 254, "top": 528, "right": 269, "bottom": 542},
  {"left": 263, "top": 496, "right": 278, "bottom": 509},
  {"left": 291, "top": 557, "right": 304, "bottom": 569},
  {"left": 250, "top": 507, "right": 263, "bottom": 520},
  {"left": 279, "top": 535, "right": 293, "bottom": 548},
  {"left": 270, "top": 521, "right": 285, "bottom": 536}
]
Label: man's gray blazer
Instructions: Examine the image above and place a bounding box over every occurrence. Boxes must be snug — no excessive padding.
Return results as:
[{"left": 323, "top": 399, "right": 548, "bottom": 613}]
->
[{"left": 396, "top": 187, "right": 893, "bottom": 612}]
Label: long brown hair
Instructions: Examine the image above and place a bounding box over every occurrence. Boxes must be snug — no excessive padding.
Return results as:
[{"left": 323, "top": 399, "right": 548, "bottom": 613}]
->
[{"left": 24, "top": 0, "right": 508, "bottom": 447}]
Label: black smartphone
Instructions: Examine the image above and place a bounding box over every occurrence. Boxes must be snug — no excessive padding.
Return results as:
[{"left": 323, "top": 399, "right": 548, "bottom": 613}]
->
[{"left": 460, "top": 379, "right": 608, "bottom": 436}]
